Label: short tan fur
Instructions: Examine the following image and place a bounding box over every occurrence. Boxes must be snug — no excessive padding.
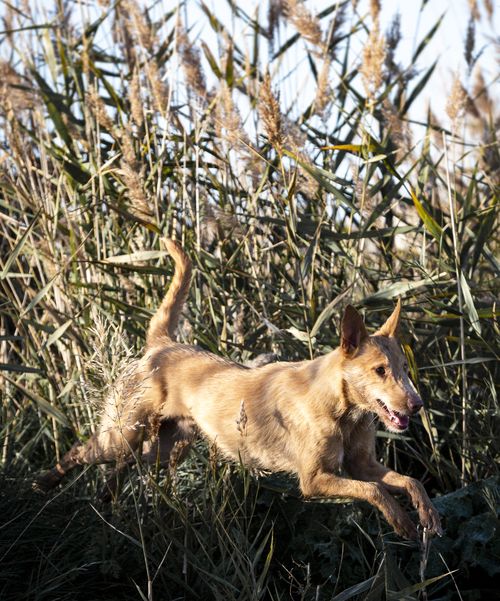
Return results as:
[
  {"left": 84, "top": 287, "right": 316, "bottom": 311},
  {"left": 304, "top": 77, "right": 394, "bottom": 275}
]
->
[{"left": 35, "top": 239, "right": 442, "bottom": 540}]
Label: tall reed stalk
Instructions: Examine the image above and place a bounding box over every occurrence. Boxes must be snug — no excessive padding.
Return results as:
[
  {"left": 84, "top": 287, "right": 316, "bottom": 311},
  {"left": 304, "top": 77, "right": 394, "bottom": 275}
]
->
[{"left": 0, "top": 1, "right": 498, "bottom": 599}]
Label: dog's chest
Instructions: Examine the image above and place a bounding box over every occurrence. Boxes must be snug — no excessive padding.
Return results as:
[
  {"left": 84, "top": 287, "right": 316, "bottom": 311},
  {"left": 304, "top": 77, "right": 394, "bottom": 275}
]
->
[{"left": 198, "top": 407, "right": 301, "bottom": 473}]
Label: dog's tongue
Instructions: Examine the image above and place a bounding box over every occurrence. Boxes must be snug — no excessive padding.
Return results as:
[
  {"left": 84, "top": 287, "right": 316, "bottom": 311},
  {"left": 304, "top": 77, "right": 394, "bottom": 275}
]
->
[{"left": 389, "top": 411, "right": 409, "bottom": 429}]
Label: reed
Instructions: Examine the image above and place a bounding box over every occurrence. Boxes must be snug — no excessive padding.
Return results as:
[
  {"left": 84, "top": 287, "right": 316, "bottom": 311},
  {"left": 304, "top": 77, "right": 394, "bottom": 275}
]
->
[{"left": 0, "top": 1, "right": 498, "bottom": 599}]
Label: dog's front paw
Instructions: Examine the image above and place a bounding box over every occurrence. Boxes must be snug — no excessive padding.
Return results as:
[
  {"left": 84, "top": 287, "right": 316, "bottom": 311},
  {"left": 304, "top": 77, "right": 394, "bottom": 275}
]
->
[
  {"left": 388, "top": 510, "right": 418, "bottom": 541},
  {"left": 419, "top": 501, "right": 443, "bottom": 537}
]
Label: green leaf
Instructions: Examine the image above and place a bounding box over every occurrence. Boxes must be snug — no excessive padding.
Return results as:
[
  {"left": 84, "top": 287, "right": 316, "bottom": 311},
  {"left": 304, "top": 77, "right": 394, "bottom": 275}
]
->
[
  {"left": 41, "top": 26, "right": 58, "bottom": 83},
  {"left": 225, "top": 42, "right": 234, "bottom": 86},
  {"left": 3, "top": 375, "right": 69, "bottom": 426},
  {"left": 361, "top": 273, "right": 447, "bottom": 304},
  {"left": 412, "top": 13, "right": 445, "bottom": 63},
  {"left": 22, "top": 275, "right": 58, "bottom": 316},
  {"left": 471, "top": 198, "right": 497, "bottom": 271},
  {"left": 0, "top": 23, "right": 52, "bottom": 35},
  {"left": 45, "top": 319, "right": 73, "bottom": 348},
  {"left": 284, "top": 151, "right": 356, "bottom": 210},
  {"left": 418, "top": 357, "right": 496, "bottom": 371},
  {"left": 61, "top": 158, "right": 90, "bottom": 185},
  {"left": 0, "top": 210, "right": 40, "bottom": 279},
  {"left": 104, "top": 201, "right": 161, "bottom": 234},
  {"left": 364, "top": 153, "right": 387, "bottom": 163},
  {"left": 286, "top": 326, "right": 311, "bottom": 343},
  {"left": 409, "top": 188, "right": 443, "bottom": 242},
  {"left": 103, "top": 250, "right": 169, "bottom": 264},
  {"left": 201, "top": 41, "right": 222, "bottom": 79},
  {"left": 0, "top": 363, "right": 41, "bottom": 374},
  {"left": 459, "top": 270, "right": 481, "bottom": 335},
  {"left": 402, "top": 59, "right": 437, "bottom": 115},
  {"left": 331, "top": 576, "right": 377, "bottom": 601},
  {"left": 199, "top": 1, "right": 225, "bottom": 34},
  {"left": 325, "top": 225, "right": 417, "bottom": 242},
  {"left": 33, "top": 79, "right": 72, "bottom": 147},
  {"left": 310, "top": 286, "right": 353, "bottom": 338},
  {"left": 387, "top": 571, "right": 456, "bottom": 600}
]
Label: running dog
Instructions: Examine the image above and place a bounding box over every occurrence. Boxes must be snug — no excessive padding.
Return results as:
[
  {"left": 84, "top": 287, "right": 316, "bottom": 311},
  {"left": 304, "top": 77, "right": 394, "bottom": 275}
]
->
[{"left": 35, "top": 239, "right": 442, "bottom": 540}]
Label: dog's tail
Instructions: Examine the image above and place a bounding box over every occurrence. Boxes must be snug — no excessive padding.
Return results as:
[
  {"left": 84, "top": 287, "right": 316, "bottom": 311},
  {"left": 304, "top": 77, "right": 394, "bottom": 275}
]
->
[{"left": 146, "top": 239, "right": 192, "bottom": 347}]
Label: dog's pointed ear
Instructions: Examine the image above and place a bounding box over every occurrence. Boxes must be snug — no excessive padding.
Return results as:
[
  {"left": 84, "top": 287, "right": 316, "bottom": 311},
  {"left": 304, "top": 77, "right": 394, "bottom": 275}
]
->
[
  {"left": 376, "top": 298, "right": 402, "bottom": 337},
  {"left": 341, "top": 305, "right": 368, "bottom": 354}
]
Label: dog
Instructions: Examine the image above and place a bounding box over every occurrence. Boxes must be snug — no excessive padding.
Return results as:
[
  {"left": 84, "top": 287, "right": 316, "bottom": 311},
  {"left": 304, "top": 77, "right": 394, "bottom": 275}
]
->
[{"left": 34, "top": 239, "right": 442, "bottom": 540}]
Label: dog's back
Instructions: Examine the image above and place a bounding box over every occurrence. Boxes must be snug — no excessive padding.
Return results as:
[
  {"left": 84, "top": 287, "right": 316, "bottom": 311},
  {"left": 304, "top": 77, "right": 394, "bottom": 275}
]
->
[{"left": 34, "top": 239, "right": 442, "bottom": 542}]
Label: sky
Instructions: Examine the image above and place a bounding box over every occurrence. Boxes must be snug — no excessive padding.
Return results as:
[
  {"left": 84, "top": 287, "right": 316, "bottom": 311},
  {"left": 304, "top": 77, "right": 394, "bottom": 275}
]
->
[
  {"left": 0, "top": 0, "right": 497, "bottom": 136},
  {"left": 186, "top": 0, "right": 498, "bottom": 127},
  {"left": 372, "top": 0, "right": 498, "bottom": 116}
]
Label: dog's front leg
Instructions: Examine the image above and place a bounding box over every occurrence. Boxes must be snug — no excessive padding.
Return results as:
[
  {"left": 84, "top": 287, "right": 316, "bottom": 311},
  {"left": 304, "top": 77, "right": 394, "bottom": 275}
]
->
[
  {"left": 345, "top": 455, "right": 442, "bottom": 536},
  {"left": 370, "top": 464, "right": 441, "bottom": 536},
  {"left": 300, "top": 471, "right": 418, "bottom": 540}
]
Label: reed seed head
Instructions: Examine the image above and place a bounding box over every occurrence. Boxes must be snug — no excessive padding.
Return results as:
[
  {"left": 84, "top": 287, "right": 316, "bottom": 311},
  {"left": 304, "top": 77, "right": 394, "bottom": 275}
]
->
[
  {"left": 370, "top": 0, "right": 381, "bottom": 21},
  {"left": 446, "top": 74, "right": 467, "bottom": 126},
  {"left": 129, "top": 67, "right": 144, "bottom": 128},
  {"left": 258, "top": 72, "right": 283, "bottom": 151},
  {"left": 177, "top": 25, "right": 208, "bottom": 101},
  {"left": 465, "top": 16, "right": 476, "bottom": 72},
  {"left": 283, "top": 0, "right": 324, "bottom": 50},
  {"left": 468, "top": 0, "right": 480, "bottom": 21},
  {"left": 85, "top": 86, "right": 116, "bottom": 133},
  {"left": 314, "top": 58, "right": 332, "bottom": 116},
  {"left": 360, "top": 24, "right": 386, "bottom": 105}
]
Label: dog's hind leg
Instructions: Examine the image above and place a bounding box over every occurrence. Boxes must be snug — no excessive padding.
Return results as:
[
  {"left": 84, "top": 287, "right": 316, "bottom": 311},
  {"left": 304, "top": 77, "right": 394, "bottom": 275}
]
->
[
  {"left": 97, "top": 417, "right": 195, "bottom": 501},
  {"left": 33, "top": 401, "right": 149, "bottom": 493}
]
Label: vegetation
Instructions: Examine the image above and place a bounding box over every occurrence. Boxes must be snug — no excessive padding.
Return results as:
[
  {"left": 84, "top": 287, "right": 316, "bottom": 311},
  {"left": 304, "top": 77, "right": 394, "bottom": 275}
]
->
[{"left": 0, "top": 0, "right": 498, "bottom": 599}]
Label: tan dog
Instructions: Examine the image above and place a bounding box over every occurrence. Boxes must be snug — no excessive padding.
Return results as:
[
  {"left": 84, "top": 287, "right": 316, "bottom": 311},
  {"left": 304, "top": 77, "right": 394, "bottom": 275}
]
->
[{"left": 35, "top": 239, "right": 442, "bottom": 540}]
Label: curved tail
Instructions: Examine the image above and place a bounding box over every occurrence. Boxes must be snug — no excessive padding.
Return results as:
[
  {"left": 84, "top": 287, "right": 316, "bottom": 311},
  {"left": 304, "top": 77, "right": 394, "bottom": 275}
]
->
[{"left": 146, "top": 239, "right": 192, "bottom": 347}]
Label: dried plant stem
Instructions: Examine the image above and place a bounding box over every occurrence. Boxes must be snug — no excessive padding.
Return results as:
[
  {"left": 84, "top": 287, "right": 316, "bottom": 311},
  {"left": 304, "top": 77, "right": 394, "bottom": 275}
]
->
[{"left": 443, "top": 131, "right": 468, "bottom": 485}]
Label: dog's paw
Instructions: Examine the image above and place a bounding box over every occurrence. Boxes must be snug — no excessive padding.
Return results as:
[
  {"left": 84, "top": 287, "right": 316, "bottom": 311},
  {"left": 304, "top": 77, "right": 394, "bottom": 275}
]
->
[
  {"left": 390, "top": 512, "right": 418, "bottom": 541},
  {"left": 419, "top": 502, "right": 443, "bottom": 537},
  {"left": 32, "top": 469, "right": 62, "bottom": 494}
]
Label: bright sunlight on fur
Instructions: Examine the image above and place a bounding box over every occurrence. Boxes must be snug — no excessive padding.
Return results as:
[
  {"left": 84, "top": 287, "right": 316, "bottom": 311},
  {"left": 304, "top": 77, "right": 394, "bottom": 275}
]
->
[{"left": 35, "top": 239, "right": 442, "bottom": 541}]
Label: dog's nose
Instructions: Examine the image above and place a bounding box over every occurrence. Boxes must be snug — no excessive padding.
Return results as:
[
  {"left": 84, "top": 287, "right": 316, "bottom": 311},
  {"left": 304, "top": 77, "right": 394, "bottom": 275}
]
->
[{"left": 407, "top": 395, "right": 423, "bottom": 414}]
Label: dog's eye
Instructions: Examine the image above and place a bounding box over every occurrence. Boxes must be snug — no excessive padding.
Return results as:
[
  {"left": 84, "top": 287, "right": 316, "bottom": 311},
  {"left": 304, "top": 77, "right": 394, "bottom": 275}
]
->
[{"left": 375, "top": 366, "right": 386, "bottom": 377}]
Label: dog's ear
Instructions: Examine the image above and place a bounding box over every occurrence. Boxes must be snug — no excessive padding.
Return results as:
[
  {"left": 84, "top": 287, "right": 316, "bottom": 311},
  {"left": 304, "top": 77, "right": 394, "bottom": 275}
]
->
[
  {"left": 341, "top": 305, "right": 368, "bottom": 354},
  {"left": 375, "top": 298, "right": 402, "bottom": 337}
]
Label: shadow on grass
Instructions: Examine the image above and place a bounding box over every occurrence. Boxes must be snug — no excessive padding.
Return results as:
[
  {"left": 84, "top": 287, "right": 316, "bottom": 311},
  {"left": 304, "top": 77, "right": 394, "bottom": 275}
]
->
[{"left": 0, "top": 466, "right": 498, "bottom": 601}]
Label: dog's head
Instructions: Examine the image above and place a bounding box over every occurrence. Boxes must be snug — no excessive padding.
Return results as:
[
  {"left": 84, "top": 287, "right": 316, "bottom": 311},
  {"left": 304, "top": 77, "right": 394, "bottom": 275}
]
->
[{"left": 339, "top": 300, "right": 423, "bottom": 432}]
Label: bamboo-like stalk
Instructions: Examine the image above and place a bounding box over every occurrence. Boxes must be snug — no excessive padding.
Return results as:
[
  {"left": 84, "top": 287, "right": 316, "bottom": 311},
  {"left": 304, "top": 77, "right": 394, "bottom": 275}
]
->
[{"left": 443, "top": 132, "right": 468, "bottom": 485}]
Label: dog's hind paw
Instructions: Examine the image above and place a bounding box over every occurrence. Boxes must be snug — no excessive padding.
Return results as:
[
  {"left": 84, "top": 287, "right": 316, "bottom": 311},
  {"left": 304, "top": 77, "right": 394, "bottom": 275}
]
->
[{"left": 32, "top": 468, "right": 63, "bottom": 494}]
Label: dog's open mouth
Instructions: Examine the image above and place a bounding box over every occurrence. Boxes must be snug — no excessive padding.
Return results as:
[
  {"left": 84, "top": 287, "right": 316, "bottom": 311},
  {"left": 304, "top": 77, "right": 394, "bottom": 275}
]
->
[{"left": 376, "top": 399, "right": 409, "bottom": 430}]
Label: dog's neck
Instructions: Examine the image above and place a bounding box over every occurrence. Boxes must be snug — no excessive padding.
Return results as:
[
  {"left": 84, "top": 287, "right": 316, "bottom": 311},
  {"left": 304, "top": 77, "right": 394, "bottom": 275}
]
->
[{"left": 296, "top": 349, "right": 363, "bottom": 421}]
